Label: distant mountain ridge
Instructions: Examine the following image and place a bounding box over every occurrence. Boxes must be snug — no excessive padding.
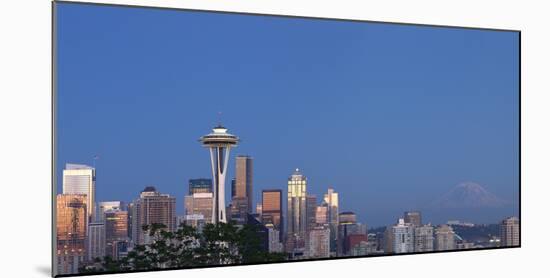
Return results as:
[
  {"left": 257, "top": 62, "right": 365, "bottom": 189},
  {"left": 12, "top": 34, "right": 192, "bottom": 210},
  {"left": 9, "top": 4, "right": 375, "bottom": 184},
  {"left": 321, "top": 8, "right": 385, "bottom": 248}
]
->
[{"left": 430, "top": 182, "right": 508, "bottom": 209}]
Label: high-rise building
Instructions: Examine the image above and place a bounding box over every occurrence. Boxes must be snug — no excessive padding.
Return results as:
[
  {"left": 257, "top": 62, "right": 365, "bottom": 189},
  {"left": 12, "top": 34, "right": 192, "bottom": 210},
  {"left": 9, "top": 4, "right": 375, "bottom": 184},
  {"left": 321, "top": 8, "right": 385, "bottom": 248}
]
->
[
  {"left": 324, "top": 187, "right": 339, "bottom": 253},
  {"left": 435, "top": 224, "right": 456, "bottom": 251},
  {"left": 500, "top": 216, "right": 520, "bottom": 247},
  {"left": 199, "top": 124, "right": 239, "bottom": 224},
  {"left": 384, "top": 226, "right": 394, "bottom": 254},
  {"left": 228, "top": 197, "right": 249, "bottom": 224},
  {"left": 184, "top": 192, "right": 213, "bottom": 223},
  {"left": 346, "top": 234, "right": 368, "bottom": 256},
  {"left": 413, "top": 225, "right": 434, "bottom": 252},
  {"left": 286, "top": 168, "right": 308, "bottom": 253},
  {"left": 188, "top": 178, "right": 213, "bottom": 195},
  {"left": 306, "top": 195, "right": 317, "bottom": 232},
  {"left": 105, "top": 210, "right": 128, "bottom": 259},
  {"left": 235, "top": 155, "right": 253, "bottom": 213},
  {"left": 266, "top": 224, "right": 284, "bottom": 253},
  {"left": 256, "top": 203, "right": 263, "bottom": 215},
  {"left": 131, "top": 186, "right": 176, "bottom": 245},
  {"left": 87, "top": 222, "right": 106, "bottom": 261},
  {"left": 261, "top": 189, "right": 283, "bottom": 239},
  {"left": 96, "top": 201, "right": 124, "bottom": 223},
  {"left": 337, "top": 212, "right": 367, "bottom": 256},
  {"left": 403, "top": 211, "right": 422, "bottom": 227},
  {"left": 392, "top": 218, "right": 414, "bottom": 254},
  {"left": 307, "top": 225, "right": 330, "bottom": 258},
  {"left": 56, "top": 194, "right": 87, "bottom": 275},
  {"left": 339, "top": 211, "right": 357, "bottom": 224},
  {"left": 63, "top": 163, "right": 95, "bottom": 221},
  {"left": 315, "top": 203, "right": 329, "bottom": 225}
]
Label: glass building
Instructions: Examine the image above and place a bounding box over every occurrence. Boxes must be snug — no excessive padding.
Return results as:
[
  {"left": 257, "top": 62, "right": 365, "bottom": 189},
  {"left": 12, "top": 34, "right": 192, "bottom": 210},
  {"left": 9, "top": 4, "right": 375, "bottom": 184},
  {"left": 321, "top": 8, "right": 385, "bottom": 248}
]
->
[
  {"left": 262, "top": 189, "right": 283, "bottom": 240},
  {"left": 62, "top": 163, "right": 95, "bottom": 221},
  {"left": 286, "top": 169, "right": 307, "bottom": 254},
  {"left": 56, "top": 194, "right": 88, "bottom": 275},
  {"left": 188, "top": 178, "right": 212, "bottom": 195}
]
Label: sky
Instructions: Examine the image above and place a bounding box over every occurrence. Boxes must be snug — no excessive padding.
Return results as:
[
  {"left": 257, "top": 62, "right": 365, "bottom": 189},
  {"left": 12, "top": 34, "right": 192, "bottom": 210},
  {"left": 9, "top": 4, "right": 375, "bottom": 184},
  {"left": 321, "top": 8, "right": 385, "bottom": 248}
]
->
[{"left": 55, "top": 2, "right": 519, "bottom": 227}]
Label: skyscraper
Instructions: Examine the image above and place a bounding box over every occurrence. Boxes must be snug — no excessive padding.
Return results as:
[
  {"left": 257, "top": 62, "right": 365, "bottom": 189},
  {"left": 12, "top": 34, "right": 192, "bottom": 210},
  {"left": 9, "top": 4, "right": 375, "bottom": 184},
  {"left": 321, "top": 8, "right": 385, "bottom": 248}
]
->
[
  {"left": 261, "top": 189, "right": 283, "bottom": 237},
  {"left": 87, "top": 222, "right": 106, "bottom": 261},
  {"left": 435, "top": 224, "right": 456, "bottom": 251},
  {"left": 199, "top": 124, "right": 239, "bottom": 224},
  {"left": 105, "top": 210, "right": 128, "bottom": 259},
  {"left": 403, "top": 211, "right": 422, "bottom": 227},
  {"left": 307, "top": 225, "right": 331, "bottom": 258},
  {"left": 96, "top": 201, "right": 124, "bottom": 223},
  {"left": 306, "top": 195, "right": 317, "bottom": 232},
  {"left": 337, "top": 212, "right": 367, "bottom": 256},
  {"left": 184, "top": 192, "right": 213, "bottom": 223},
  {"left": 235, "top": 155, "right": 253, "bottom": 213},
  {"left": 392, "top": 218, "right": 414, "bottom": 254},
  {"left": 56, "top": 194, "right": 87, "bottom": 275},
  {"left": 323, "top": 187, "right": 339, "bottom": 254},
  {"left": 131, "top": 186, "right": 176, "bottom": 245},
  {"left": 266, "top": 224, "right": 284, "bottom": 253},
  {"left": 500, "top": 216, "right": 520, "bottom": 247},
  {"left": 63, "top": 163, "right": 95, "bottom": 221},
  {"left": 315, "top": 203, "right": 329, "bottom": 225},
  {"left": 286, "top": 168, "right": 307, "bottom": 253},
  {"left": 188, "top": 178, "right": 213, "bottom": 195},
  {"left": 413, "top": 225, "right": 434, "bottom": 252}
]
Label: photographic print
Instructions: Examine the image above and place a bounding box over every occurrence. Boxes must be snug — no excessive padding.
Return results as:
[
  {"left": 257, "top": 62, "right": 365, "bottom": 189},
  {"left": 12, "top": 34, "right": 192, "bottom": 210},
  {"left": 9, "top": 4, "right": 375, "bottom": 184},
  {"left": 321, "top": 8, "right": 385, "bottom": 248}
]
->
[{"left": 53, "top": 1, "right": 520, "bottom": 276}]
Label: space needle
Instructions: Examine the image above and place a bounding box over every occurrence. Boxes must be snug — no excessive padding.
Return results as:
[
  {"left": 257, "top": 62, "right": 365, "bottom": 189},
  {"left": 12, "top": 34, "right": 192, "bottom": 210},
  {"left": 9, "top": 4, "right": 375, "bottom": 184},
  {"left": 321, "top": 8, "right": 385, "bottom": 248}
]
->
[{"left": 199, "top": 123, "right": 239, "bottom": 224}]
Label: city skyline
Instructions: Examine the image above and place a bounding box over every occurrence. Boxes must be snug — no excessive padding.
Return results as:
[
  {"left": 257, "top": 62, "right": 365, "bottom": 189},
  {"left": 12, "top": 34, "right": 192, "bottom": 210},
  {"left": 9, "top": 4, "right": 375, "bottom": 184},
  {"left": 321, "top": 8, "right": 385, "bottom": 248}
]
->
[{"left": 56, "top": 2, "right": 518, "bottom": 228}]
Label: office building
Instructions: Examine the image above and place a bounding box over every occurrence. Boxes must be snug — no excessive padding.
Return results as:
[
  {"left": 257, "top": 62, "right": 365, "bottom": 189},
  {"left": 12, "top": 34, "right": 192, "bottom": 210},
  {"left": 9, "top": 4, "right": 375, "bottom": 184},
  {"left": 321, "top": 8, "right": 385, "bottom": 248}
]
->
[
  {"left": 96, "top": 201, "right": 124, "bottom": 223},
  {"left": 266, "top": 224, "right": 284, "bottom": 253},
  {"left": 130, "top": 186, "right": 176, "bottom": 245},
  {"left": 184, "top": 192, "right": 213, "bottom": 223},
  {"left": 306, "top": 195, "right": 317, "bottom": 232},
  {"left": 56, "top": 194, "right": 87, "bottom": 275},
  {"left": 256, "top": 203, "right": 262, "bottom": 215},
  {"left": 87, "top": 222, "right": 105, "bottom": 261},
  {"left": 404, "top": 211, "right": 422, "bottom": 227},
  {"left": 392, "top": 218, "right": 414, "bottom": 254},
  {"left": 324, "top": 187, "right": 339, "bottom": 253},
  {"left": 435, "top": 224, "right": 456, "bottom": 251},
  {"left": 500, "top": 216, "right": 520, "bottom": 247},
  {"left": 105, "top": 210, "right": 128, "bottom": 259},
  {"left": 63, "top": 163, "right": 95, "bottom": 221},
  {"left": 262, "top": 189, "right": 283, "bottom": 239},
  {"left": 413, "top": 225, "right": 434, "bottom": 252},
  {"left": 315, "top": 203, "right": 329, "bottom": 225},
  {"left": 307, "top": 225, "right": 330, "bottom": 258},
  {"left": 188, "top": 178, "right": 213, "bottom": 195},
  {"left": 286, "top": 168, "right": 308, "bottom": 253},
  {"left": 235, "top": 155, "right": 253, "bottom": 213}
]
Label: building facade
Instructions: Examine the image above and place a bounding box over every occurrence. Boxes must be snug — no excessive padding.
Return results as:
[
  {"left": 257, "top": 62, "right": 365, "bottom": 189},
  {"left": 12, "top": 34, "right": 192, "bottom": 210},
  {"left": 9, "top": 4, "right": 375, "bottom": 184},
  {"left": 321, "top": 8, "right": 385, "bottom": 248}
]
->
[
  {"left": 435, "top": 224, "right": 456, "bottom": 251},
  {"left": 404, "top": 211, "right": 422, "bottom": 227},
  {"left": 323, "top": 187, "right": 339, "bottom": 253},
  {"left": 130, "top": 186, "right": 176, "bottom": 245},
  {"left": 500, "top": 216, "right": 520, "bottom": 247},
  {"left": 87, "top": 222, "right": 106, "bottom": 261},
  {"left": 56, "top": 194, "right": 88, "bottom": 275},
  {"left": 286, "top": 168, "right": 308, "bottom": 253},
  {"left": 413, "top": 225, "right": 434, "bottom": 252},
  {"left": 235, "top": 155, "right": 253, "bottom": 213},
  {"left": 62, "top": 163, "right": 95, "bottom": 221},
  {"left": 392, "top": 218, "right": 414, "bottom": 254},
  {"left": 307, "top": 225, "right": 330, "bottom": 258},
  {"left": 262, "top": 189, "right": 283, "bottom": 239}
]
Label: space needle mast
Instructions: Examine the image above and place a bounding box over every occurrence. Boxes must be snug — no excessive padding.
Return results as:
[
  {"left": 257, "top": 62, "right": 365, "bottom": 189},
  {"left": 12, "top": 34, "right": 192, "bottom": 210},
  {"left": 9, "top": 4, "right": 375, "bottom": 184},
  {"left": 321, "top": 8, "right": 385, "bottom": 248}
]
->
[{"left": 199, "top": 122, "right": 239, "bottom": 224}]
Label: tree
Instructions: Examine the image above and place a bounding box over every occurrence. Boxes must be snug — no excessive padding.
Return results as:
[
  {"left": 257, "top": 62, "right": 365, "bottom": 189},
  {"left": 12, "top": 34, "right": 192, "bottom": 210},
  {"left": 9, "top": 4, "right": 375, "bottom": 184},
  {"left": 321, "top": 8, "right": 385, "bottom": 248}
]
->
[{"left": 80, "top": 221, "right": 286, "bottom": 274}]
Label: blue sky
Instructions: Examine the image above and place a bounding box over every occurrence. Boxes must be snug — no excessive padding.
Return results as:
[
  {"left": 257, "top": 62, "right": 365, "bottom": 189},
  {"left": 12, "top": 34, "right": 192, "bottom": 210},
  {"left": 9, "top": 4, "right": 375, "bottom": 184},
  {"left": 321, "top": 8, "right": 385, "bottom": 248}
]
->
[{"left": 55, "top": 3, "right": 519, "bottom": 227}]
